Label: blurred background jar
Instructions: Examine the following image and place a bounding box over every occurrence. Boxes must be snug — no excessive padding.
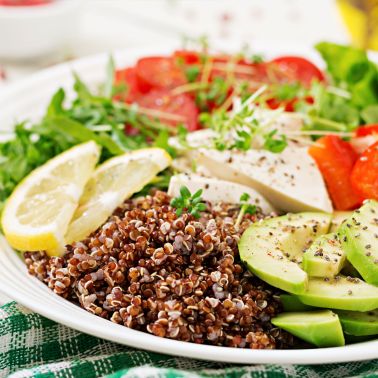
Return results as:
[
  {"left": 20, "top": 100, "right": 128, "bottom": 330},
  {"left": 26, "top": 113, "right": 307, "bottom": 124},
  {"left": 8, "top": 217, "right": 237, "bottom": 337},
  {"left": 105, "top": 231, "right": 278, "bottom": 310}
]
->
[
  {"left": 0, "top": 0, "right": 82, "bottom": 61},
  {"left": 337, "top": 0, "right": 378, "bottom": 50}
]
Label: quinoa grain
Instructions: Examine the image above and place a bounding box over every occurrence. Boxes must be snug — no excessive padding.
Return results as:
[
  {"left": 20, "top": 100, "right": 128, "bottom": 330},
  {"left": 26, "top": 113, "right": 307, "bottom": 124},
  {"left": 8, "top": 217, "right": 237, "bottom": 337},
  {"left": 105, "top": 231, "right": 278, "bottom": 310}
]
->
[{"left": 25, "top": 191, "right": 293, "bottom": 349}]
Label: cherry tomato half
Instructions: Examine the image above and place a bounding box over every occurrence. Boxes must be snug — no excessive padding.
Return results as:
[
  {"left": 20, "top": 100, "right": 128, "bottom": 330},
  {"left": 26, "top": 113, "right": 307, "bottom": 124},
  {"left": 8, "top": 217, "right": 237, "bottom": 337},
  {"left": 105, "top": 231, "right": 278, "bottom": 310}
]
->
[
  {"left": 114, "top": 67, "right": 141, "bottom": 103},
  {"left": 173, "top": 50, "right": 201, "bottom": 65},
  {"left": 136, "top": 57, "right": 187, "bottom": 93},
  {"left": 269, "top": 56, "right": 325, "bottom": 86},
  {"left": 135, "top": 89, "right": 199, "bottom": 132}
]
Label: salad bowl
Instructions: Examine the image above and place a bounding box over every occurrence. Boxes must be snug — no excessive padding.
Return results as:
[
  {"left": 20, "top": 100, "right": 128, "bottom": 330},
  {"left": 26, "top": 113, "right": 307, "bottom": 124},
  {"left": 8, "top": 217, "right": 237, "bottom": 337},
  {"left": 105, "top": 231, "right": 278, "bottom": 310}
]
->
[{"left": 0, "top": 41, "right": 378, "bottom": 364}]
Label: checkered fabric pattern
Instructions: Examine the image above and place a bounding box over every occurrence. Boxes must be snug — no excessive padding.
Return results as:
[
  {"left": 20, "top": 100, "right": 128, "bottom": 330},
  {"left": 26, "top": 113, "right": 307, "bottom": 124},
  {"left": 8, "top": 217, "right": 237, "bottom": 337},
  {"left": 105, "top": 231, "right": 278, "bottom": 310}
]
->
[{"left": 0, "top": 302, "right": 377, "bottom": 378}]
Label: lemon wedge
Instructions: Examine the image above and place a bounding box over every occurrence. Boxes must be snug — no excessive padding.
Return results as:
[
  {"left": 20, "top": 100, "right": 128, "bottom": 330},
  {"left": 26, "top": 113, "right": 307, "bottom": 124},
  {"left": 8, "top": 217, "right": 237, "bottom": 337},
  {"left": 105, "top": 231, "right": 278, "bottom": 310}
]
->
[
  {"left": 2, "top": 141, "right": 101, "bottom": 254},
  {"left": 64, "top": 148, "right": 171, "bottom": 244}
]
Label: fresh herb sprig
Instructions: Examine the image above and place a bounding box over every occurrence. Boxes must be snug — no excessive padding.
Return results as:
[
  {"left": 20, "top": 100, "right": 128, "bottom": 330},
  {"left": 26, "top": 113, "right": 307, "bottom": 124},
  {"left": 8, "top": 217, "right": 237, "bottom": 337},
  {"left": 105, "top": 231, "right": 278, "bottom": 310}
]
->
[
  {"left": 170, "top": 186, "right": 207, "bottom": 219},
  {"left": 235, "top": 193, "right": 257, "bottom": 229}
]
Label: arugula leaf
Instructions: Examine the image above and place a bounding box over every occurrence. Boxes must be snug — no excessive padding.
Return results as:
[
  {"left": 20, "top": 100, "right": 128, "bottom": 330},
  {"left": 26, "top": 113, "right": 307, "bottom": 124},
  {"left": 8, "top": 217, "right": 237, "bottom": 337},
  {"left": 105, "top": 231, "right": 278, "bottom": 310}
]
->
[
  {"left": 361, "top": 104, "right": 378, "bottom": 124},
  {"left": 46, "top": 88, "right": 65, "bottom": 117},
  {"left": 153, "top": 129, "right": 176, "bottom": 157},
  {"left": 43, "top": 116, "right": 125, "bottom": 156},
  {"left": 104, "top": 55, "right": 116, "bottom": 98}
]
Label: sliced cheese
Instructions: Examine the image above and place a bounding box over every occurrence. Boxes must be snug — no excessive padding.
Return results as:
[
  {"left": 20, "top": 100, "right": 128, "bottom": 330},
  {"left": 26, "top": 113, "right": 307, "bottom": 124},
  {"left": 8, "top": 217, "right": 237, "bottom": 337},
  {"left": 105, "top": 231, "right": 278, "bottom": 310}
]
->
[
  {"left": 168, "top": 174, "right": 276, "bottom": 214},
  {"left": 190, "top": 147, "right": 332, "bottom": 213}
]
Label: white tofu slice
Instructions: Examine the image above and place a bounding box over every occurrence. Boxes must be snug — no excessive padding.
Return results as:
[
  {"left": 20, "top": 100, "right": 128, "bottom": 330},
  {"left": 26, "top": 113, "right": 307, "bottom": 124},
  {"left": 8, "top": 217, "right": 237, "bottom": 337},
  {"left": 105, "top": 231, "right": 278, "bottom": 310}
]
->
[
  {"left": 190, "top": 147, "right": 333, "bottom": 213},
  {"left": 168, "top": 174, "right": 276, "bottom": 214}
]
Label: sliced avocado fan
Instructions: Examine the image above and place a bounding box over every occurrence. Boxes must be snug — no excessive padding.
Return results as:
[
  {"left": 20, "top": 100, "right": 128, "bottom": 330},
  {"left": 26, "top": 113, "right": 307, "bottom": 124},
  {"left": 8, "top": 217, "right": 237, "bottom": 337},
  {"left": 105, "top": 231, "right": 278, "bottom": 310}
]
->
[
  {"left": 302, "top": 233, "right": 346, "bottom": 278},
  {"left": 239, "top": 213, "right": 331, "bottom": 294}
]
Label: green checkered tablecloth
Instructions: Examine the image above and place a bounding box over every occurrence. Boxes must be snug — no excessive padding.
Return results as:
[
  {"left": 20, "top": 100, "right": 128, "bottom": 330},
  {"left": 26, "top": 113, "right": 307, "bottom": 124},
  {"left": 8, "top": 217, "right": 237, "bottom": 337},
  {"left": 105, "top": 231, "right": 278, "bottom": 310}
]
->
[{"left": 0, "top": 302, "right": 377, "bottom": 378}]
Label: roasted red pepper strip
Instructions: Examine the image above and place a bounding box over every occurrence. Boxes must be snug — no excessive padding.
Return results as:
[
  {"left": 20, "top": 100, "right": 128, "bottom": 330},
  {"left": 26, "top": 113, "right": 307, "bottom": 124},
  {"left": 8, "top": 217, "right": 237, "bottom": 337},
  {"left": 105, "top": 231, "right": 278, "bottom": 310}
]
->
[
  {"left": 308, "top": 136, "right": 362, "bottom": 210},
  {"left": 351, "top": 141, "right": 378, "bottom": 200}
]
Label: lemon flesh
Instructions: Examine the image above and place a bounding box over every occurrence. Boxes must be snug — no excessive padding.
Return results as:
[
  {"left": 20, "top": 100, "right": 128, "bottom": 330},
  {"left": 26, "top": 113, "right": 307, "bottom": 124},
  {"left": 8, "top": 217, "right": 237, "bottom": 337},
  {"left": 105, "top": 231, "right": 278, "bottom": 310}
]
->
[
  {"left": 65, "top": 148, "right": 171, "bottom": 244},
  {"left": 2, "top": 141, "right": 101, "bottom": 254}
]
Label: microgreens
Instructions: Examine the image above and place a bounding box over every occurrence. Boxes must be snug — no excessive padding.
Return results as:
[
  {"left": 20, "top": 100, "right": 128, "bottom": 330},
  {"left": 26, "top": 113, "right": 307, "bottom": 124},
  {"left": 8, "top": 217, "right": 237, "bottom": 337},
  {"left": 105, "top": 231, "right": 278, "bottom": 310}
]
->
[
  {"left": 235, "top": 192, "right": 257, "bottom": 229},
  {"left": 263, "top": 129, "right": 288, "bottom": 153},
  {"left": 170, "top": 186, "right": 207, "bottom": 219},
  {"left": 198, "top": 86, "right": 289, "bottom": 153},
  {"left": 185, "top": 66, "right": 201, "bottom": 83}
]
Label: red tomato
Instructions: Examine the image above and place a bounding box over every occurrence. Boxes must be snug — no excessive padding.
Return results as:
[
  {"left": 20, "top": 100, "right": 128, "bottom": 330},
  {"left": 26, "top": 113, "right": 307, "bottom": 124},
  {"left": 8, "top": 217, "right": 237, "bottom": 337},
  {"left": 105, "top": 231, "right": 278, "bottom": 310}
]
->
[
  {"left": 269, "top": 56, "right": 325, "bottom": 86},
  {"left": 351, "top": 142, "right": 378, "bottom": 200},
  {"left": 114, "top": 67, "right": 141, "bottom": 103},
  {"left": 355, "top": 124, "right": 378, "bottom": 137},
  {"left": 136, "top": 57, "right": 187, "bottom": 93},
  {"left": 135, "top": 89, "right": 199, "bottom": 131},
  {"left": 211, "top": 56, "right": 268, "bottom": 82},
  {"left": 266, "top": 98, "right": 297, "bottom": 112},
  {"left": 308, "top": 136, "right": 362, "bottom": 210},
  {"left": 0, "top": 0, "right": 52, "bottom": 5},
  {"left": 173, "top": 50, "right": 201, "bottom": 65}
]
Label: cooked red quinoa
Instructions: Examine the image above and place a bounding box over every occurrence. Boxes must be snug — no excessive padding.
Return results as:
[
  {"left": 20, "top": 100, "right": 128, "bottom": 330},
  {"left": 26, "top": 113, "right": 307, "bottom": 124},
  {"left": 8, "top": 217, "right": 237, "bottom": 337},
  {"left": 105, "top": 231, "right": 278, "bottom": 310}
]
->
[{"left": 25, "top": 191, "right": 294, "bottom": 349}]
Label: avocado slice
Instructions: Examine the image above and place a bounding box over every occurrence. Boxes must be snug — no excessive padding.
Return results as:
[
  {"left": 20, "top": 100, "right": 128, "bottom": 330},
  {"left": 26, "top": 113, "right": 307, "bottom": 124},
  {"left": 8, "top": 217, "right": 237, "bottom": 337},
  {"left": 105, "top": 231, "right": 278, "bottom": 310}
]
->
[
  {"left": 336, "top": 310, "right": 378, "bottom": 336},
  {"left": 339, "top": 200, "right": 378, "bottom": 286},
  {"left": 330, "top": 211, "right": 352, "bottom": 232},
  {"left": 271, "top": 310, "right": 345, "bottom": 347},
  {"left": 239, "top": 213, "right": 331, "bottom": 294},
  {"left": 302, "top": 233, "right": 346, "bottom": 277},
  {"left": 297, "top": 276, "right": 378, "bottom": 311},
  {"left": 280, "top": 294, "right": 313, "bottom": 312},
  {"left": 340, "top": 260, "right": 362, "bottom": 279}
]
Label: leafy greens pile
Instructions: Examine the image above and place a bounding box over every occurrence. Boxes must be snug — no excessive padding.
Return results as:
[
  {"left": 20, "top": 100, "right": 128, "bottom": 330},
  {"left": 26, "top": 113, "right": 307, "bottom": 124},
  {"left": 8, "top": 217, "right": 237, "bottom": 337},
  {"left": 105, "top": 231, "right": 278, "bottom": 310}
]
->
[
  {"left": 301, "top": 42, "right": 378, "bottom": 132},
  {"left": 0, "top": 59, "right": 173, "bottom": 211}
]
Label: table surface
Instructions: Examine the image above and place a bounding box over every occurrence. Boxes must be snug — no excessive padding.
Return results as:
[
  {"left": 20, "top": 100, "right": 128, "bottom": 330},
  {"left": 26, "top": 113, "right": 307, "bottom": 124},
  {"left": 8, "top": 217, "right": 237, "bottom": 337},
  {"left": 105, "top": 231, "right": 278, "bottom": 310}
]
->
[{"left": 0, "top": 0, "right": 349, "bottom": 305}]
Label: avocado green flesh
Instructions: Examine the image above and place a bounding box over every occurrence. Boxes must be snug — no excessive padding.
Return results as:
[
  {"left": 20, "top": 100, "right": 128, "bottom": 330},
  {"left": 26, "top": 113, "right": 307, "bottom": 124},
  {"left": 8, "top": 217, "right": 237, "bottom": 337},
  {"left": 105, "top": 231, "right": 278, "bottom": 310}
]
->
[
  {"left": 336, "top": 310, "right": 378, "bottom": 336},
  {"left": 271, "top": 310, "right": 345, "bottom": 347},
  {"left": 330, "top": 211, "right": 352, "bottom": 232},
  {"left": 339, "top": 200, "right": 378, "bottom": 286},
  {"left": 239, "top": 213, "right": 331, "bottom": 294},
  {"left": 280, "top": 294, "right": 313, "bottom": 312},
  {"left": 297, "top": 276, "right": 378, "bottom": 311},
  {"left": 340, "top": 260, "right": 362, "bottom": 279},
  {"left": 302, "top": 233, "right": 346, "bottom": 278}
]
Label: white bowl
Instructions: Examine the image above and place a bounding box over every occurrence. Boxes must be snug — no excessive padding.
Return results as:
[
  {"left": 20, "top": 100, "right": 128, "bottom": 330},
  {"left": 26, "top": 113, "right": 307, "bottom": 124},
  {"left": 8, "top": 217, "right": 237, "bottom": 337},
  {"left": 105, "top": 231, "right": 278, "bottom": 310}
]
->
[
  {"left": 0, "top": 0, "right": 82, "bottom": 60},
  {"left": 0, "top": 42, "right": 378, "bottom": 364}
]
